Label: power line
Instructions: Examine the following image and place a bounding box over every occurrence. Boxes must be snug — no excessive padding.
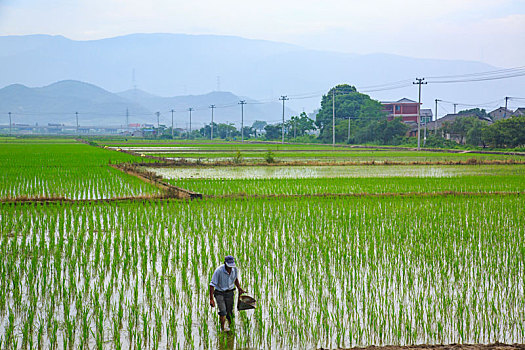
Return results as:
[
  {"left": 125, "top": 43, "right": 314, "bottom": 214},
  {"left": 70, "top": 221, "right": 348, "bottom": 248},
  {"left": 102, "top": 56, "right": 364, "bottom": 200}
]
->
[
  {"left": 426, "top": 66, "right": 525, "bottom": 79},
  {"left": 438, "top": 98, "right": 503, "bottom": 108}
]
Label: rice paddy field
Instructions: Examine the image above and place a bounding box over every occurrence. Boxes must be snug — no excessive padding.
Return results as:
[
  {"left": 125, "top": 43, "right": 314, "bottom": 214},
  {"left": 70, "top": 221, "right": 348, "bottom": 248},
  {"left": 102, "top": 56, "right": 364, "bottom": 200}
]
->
[
  {"left": 155, "top": 164, "right": 525, "bottom": 196},
  {"left": 100, "top": 142, "right": 525, "bottom": 164},
  {"left": 1, "top": 137, "right": 524, "bottom": 349},
  {"left": 0, "top": 142, "right": 160, "bottom": 200}
]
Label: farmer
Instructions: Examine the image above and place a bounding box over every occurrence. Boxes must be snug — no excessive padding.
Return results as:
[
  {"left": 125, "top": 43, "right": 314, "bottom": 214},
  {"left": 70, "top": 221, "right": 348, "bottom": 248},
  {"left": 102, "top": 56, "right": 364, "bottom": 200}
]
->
[{"left": 209, "top": 255, "right": 245, "bottom": 332}]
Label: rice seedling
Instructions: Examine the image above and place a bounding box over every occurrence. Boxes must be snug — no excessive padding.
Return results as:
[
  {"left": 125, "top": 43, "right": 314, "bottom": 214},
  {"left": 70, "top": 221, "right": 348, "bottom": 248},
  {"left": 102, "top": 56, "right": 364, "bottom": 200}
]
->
[
  {"left": 169, "top": 173, "right": 525, "bottom": 196},
  {"left": 0, "top": 142, "right": 160, "bottom": 200},
  {"left": 0, "top": 194, "right": 523, "bottom": 348}
]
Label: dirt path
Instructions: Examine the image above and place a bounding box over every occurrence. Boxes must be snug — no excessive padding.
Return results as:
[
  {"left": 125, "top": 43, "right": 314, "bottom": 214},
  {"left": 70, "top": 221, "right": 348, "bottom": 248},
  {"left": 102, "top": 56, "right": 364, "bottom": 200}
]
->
[{"left": 109, "top": 163, "right": 202, "bottom": 199}]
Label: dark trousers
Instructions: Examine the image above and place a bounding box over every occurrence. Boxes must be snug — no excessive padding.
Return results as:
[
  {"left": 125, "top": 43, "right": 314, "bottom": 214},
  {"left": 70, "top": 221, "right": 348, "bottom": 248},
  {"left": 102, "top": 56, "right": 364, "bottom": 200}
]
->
[{"left": 214, "top": 289, "right": 235, "bottom": 320}]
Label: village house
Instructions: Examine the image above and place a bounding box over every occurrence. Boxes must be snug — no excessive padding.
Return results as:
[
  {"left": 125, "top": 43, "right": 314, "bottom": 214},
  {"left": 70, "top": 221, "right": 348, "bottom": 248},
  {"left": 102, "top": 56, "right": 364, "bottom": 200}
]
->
[
  {"left": 382, "top": 98, "right": 420, "bottom": 124},
  {"left": 489, "top": 107, "right": 514, "bottom": 121},
  {"left": 512, "top": 107, "right": 525, "bottom": 116}
]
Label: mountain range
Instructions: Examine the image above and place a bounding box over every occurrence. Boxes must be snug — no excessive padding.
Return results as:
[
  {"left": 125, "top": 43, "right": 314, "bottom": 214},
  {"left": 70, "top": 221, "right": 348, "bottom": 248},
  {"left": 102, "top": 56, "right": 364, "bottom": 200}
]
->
[
  {"left": 0, "top": 80, "right": 294, "bottom": 126},
  {"left": 0, "top": 33, "right": 523, "bottom": 119}
]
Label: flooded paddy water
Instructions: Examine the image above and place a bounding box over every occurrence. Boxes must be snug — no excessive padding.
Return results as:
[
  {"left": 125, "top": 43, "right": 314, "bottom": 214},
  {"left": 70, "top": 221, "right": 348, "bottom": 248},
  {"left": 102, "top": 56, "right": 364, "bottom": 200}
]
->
[{"left": 146, "top": 164, "right": 525, "bottom": 180}]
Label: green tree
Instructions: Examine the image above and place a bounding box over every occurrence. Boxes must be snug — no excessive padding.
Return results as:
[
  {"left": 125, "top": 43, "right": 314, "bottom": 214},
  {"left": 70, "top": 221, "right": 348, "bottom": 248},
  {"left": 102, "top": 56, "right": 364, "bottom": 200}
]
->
[
  {"left": 482, "top": 116, "right": 525, "bottom": 147},
  {"left": 442, "top": 116, "right": 487, "bottom": 145},
  {"left": 458, "top": 108, "right": 489, "bottom": 120},
  {"left": 315, "top": 84, "right": 385, "bottom": 143},
  {"left": 252, "top": 120, "right": 267, "bottom": 132},
  {"left": 466, "top": 123, "right": 485, "bottom": 147},
  {"left": 356, "top": 117, "right": 409, "bottom": 145},
  {"left": 264, "top": 124, "right": 282, "bottom": 140},
  {"left": 241, "top": 126, "right": 255, "bottom": 139},
  {"left": 217, "top": 123, "right": 238, "bottom": 139},
  {"left": 288, "top": 112, "right": 316, "bottom": 138}
]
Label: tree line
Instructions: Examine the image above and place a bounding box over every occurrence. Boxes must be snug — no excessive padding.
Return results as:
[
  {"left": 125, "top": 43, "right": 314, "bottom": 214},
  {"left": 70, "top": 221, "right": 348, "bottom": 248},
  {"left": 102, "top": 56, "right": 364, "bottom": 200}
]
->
[{"left": 152, "top": 84, "right": 524, "bottom": 149}]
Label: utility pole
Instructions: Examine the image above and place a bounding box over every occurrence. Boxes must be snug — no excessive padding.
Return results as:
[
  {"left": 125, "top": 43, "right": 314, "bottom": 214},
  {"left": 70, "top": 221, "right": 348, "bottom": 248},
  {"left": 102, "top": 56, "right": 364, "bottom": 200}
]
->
[
  {"left": 209, "top": 105, "right": 215, "bottom": 140},
  {"left": 347, "top": 116, "right": 351, "bottom": 144},
  {"left": 279, "top": 96, "right": 288, "bottom": 144},
  {"left": 75, "top": 112, "right": 79, "bottom": 135},
  {"left": 413, "top": 78, "right": 427, "bottom": 151},
  {"left": 239, "top": 100, "right": 246, "bottom": 142},
  {"left": 424, "top": 116, "right": 427, "bottom": 145},
  {"left": 8, "top": 112, "right": 12, "bottom": 135},
  {"left": 170, "top": 109, "right": 175, "bottom": 139},
  {"left": 156, "top": 112, "right": 160, "bottom": 139},
  {"left": 188, "top": 108, "right": 193, "bottom": 138},
  {"left": 504, "top": 97, "right": 509, "bottom": 119},
  {"left": 434, "top": 99, "right": 440, "bottom": 135},
  {"left": 126, "top": 108, "right": 129, "bottom": 133},
  {"left": 332, "top": 89, "right": 336, "bottom": 147}
]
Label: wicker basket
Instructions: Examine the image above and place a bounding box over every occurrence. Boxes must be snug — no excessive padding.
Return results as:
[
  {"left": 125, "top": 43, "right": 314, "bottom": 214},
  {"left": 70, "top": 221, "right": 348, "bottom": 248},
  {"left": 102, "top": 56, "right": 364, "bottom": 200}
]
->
[{"left": 237, "top": 295, "right": 257, "bottom": 311}]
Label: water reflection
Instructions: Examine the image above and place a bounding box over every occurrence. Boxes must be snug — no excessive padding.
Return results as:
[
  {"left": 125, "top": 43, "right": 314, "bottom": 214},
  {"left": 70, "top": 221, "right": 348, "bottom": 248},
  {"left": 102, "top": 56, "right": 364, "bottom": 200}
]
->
[
  {"left": 146, "top": 165, "right": 512, "bottom": 180},
  {"left": 217, "top": 331, "right": 235, "bottom": 350}
]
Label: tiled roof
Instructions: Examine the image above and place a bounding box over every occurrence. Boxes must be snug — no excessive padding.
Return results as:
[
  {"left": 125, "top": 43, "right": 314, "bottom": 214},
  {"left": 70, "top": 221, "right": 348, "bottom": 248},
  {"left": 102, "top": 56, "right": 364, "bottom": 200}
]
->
[
  {"left": 381, "top": 98, "right": 418, "bottom": 104},
  {"left": 396, "top": 98, "right": 417, "bottom": 103}
]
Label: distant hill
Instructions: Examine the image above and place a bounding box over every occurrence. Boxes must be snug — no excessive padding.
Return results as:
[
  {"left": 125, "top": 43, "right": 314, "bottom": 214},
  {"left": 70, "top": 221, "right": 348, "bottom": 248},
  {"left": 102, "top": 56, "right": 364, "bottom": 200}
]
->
[
  {"left": 0, "top": 80, "right": 295, "bottom": 127},
  {"left": 0, "top": 80, "right": 150, "bottom": 125},
  {"left": 1, "top": 33, "right": 523, "bottom": 113},
  {"left": 117, "top": 89, "right": 295, "bottom": 127}
]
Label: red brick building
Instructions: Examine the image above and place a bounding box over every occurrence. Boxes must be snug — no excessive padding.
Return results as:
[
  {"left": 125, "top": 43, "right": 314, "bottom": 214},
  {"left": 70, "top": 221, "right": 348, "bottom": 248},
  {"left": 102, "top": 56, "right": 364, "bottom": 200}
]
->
[{"left": 382, "top": 98, "right": 420, "bottom": 123}]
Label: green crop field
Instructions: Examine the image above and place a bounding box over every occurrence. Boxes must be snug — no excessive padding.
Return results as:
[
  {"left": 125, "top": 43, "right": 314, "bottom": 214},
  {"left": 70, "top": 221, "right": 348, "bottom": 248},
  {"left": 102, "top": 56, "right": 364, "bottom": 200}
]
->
[
  {"left": 0, "top": 137, "right": 524, "bottom": 349},
  {"left": 97, "top": 139, "right": 525, "bottom": 164},
  {"left": 0, "top": 195, "right": 523, "bottom": 349},
  {"left": 160, "top": 164, "right": 525, "bottom": 196},
  {"left": 147, "top": 150, "right": 524, "bottom": 162},
  {"left": 169, "top": 174, "right": 525, "bottom": 196},
  {"left": 0, "top": 142, "right": 160, "bottom": 200}
]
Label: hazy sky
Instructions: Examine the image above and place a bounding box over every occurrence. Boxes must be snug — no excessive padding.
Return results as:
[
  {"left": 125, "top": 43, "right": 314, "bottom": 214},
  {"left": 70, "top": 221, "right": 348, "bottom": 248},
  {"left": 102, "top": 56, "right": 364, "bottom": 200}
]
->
[{"left": 0, "top": 0, "right": 524, "bottom": 67}]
